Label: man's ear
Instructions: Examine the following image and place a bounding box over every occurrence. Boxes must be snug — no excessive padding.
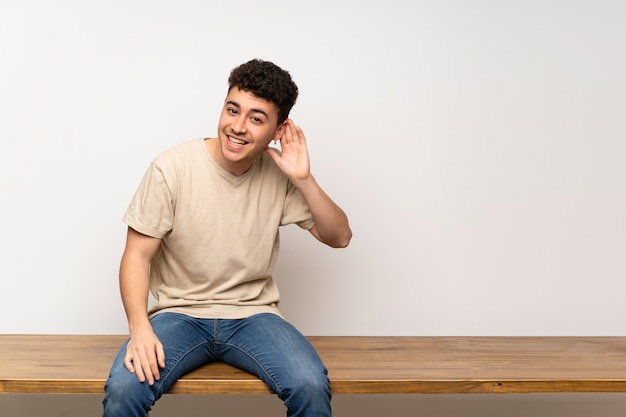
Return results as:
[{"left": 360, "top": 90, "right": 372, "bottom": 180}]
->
[{"left": 274, "top": 121, "right": 287, "bottom": 142}]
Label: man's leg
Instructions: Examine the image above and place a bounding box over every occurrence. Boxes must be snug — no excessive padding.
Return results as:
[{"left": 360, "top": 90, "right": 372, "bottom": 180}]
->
[
  {"left": 218, "top": 313, "right": 332, "bottom": 417},
  {"left": 102, "top": 313, "right": 215, "bottom": 417}
]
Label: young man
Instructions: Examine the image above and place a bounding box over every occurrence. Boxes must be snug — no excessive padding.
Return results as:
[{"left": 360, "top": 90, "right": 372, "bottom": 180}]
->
[{"left": 102, "top": 59, "right": 352, "bottom": 417}]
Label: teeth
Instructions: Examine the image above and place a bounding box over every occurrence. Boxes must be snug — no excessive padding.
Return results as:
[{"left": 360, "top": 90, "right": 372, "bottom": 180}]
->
[{"left": 229, "top": 136, "right": 247, "bottom": 145}]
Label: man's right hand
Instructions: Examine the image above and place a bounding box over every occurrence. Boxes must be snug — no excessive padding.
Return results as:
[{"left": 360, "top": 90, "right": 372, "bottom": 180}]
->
[{"left": 124, "top": 325, "right": 166, "bottom": 385}]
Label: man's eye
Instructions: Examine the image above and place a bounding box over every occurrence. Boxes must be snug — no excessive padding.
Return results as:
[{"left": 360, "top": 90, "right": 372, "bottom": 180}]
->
[
  {"left": 228, "top": 108, "right": 238, "bottom": 115},
  {"left": 252, "top": 117, "right": 262, "bottom": 123}
]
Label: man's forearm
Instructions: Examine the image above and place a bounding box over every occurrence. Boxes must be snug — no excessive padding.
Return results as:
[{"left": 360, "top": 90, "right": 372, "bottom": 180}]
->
[
  {"left": 119, "top": 255, "right": 152, "bottom": 333},
  {"left": 293, "top": 175, "right": 352, "bottom": 248}
]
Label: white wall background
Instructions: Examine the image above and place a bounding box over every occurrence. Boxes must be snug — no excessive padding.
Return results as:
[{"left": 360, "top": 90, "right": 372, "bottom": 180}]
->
[{"left": 1, "top": 0, "right": 625, "bottom": 415}]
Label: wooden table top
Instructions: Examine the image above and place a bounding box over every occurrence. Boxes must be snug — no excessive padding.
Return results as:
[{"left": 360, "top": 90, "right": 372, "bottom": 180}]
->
[{"left": 1, "top": 335, "right": 626, "bottom": 394}]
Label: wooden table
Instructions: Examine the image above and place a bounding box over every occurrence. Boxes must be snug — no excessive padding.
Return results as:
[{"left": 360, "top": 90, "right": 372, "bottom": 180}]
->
[{"left": 1, "top": 335, "right": 626, "bottom": 394}]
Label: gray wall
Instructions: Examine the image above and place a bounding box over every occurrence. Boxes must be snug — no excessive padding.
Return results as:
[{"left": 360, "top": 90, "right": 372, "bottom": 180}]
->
[{"left": 1, "top": 0, "right": 625, "bottom": 415}]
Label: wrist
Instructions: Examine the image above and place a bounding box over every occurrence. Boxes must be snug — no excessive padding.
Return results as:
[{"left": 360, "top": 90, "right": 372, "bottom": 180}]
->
[
  {"left": 290, "top": 174, "right": 315, "bottom": 190},
  {"left": 127, "top": 314, "right": 151, "bottom": 334}
]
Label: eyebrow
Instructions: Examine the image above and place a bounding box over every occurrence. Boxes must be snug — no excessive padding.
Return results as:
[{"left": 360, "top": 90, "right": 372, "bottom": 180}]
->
[{"left": 226, "top": 100, "right": 270, "bottom": 119}]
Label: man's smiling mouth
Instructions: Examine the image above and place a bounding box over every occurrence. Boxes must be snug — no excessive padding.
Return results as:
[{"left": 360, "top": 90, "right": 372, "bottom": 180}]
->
[{"left": 228, "top": 136, "right": 248, "bottom": 145}]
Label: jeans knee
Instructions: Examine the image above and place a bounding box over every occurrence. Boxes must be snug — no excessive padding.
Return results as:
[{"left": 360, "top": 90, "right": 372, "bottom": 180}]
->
[
  {"left": 300, "top": 370, "right": 330, "bottom": 395},
  {"left": 280, "top": 370, "right": 332, "bottom": 417},
  {"left": 103, "top": 371, "right": 157, "bottom": 417}
]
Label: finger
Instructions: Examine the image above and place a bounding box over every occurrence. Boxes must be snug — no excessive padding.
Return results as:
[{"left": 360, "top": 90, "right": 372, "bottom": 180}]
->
[
  {"left": 147, "top": 348, "right": 162, "bottom": 382},
  {"left": 124, "top": 353, "right": 136, "bottom": 374},
  {"left": 132, "top": 356, "right": 147, "bottom": 383},
  {"left": 285, "top": 120, "right": 305, "bottom": 146},
  {"left": 282, "top": 119, "right": 296, "bottom": 145},
  {"left": 136, "top": 352, "right": 155, "bottom": 385},
  {"left": 294, "top": 125, "right": 305, "bottom": 144},
  {"left": 156, "top": 343, "right": 166, "bottom": 369}
]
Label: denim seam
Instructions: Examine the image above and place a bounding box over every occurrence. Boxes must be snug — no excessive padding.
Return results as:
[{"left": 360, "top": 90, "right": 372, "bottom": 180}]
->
[
  {"left": 220, "top": 341, "right": 285, "bottom": 397},
  {"left": 155, "top": 339, "right": 210, "bottom": 395}
]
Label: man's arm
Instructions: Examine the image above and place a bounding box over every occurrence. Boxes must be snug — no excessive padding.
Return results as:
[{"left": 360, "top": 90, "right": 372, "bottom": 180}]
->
[
  {"left": 119, "top": 226, "right": 165, "bottom": 385},
  {"left": 265, "top": 119, "right": 352, "bottom": 248},
  {"left": 293, "top": 175, "right": 352, "bottom": 248}
]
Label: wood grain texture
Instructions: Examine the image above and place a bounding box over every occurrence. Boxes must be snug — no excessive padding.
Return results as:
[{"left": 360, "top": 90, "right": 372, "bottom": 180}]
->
[{"left": 1, "top": 335, "right": 626, "bottom": 394}]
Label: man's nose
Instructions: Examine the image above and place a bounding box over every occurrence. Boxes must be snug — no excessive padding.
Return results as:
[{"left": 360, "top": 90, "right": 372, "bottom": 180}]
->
[{"left": 232, "top": 115, "right": 247, "bottom": 134}]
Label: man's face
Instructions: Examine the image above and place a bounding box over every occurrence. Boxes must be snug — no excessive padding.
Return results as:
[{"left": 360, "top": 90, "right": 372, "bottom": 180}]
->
[{"left": 214, "top": 87, "right": 285, "bottom": 176}]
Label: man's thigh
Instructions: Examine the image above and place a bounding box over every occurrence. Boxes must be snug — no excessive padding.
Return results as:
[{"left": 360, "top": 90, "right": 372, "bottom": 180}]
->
[{"left": 217, "top": 313, "right": 328, "bottom": 393}]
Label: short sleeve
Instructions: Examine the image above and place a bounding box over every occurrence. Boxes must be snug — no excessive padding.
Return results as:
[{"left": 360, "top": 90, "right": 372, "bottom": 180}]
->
[
  {"left": 123, "top": 162, "right": 175, "bottom": 238},
  {"left": 280, "top": 180, "right": 314, "bottom": 230}
]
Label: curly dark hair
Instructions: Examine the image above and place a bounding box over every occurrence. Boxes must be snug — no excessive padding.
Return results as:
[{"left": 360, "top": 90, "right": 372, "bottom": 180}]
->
[{"left": 228, "top": 59, "right": 299, "bottom": 125}]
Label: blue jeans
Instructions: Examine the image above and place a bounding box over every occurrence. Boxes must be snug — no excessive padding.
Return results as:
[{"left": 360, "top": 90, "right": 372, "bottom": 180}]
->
[{"left": 102, "top": 312, "right": 331, "bottom": 417}]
